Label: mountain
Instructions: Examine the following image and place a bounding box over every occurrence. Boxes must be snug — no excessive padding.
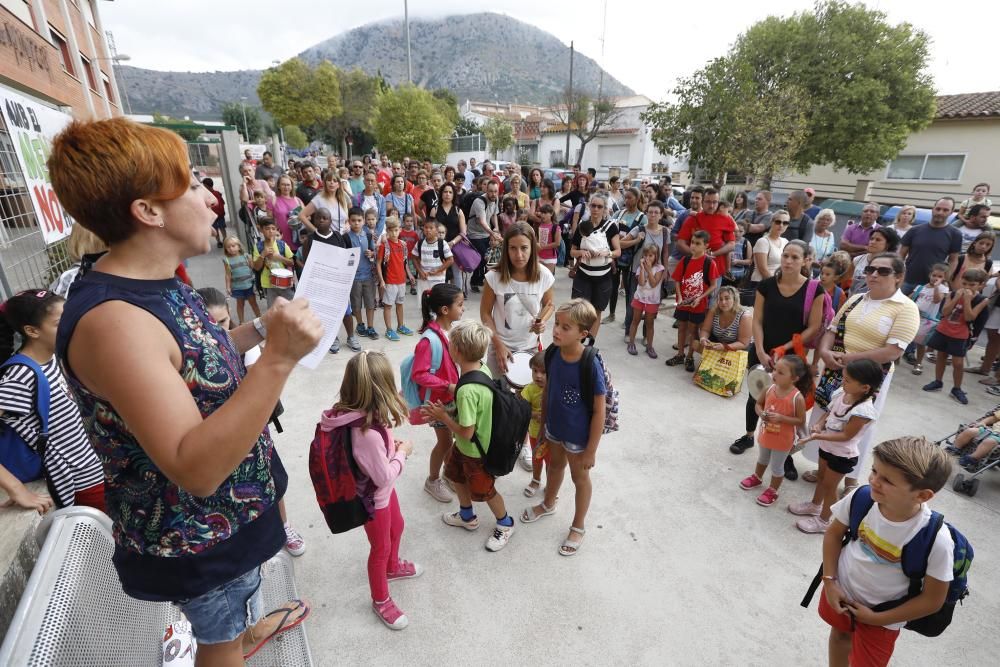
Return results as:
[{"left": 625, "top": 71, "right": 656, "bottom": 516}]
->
[{"left": 115, "top": 13, "right": 633, "bottom": 120}]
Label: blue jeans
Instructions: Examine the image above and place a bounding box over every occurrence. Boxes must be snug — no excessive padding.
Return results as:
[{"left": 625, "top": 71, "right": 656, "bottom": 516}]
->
[{"left": 175, "top": 566, "right": 263, "bottom": 644}]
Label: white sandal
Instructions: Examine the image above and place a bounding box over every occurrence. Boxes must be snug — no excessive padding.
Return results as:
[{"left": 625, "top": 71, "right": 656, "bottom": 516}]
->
[
  {"left": 559, "top": 526, "right": 586, "bottom": 556},
  {"left": 520, "top": 501, "right": 556, "bottom": 523},
  {"left": 523, "top": 478, "right": 542, "bottom": 497}
]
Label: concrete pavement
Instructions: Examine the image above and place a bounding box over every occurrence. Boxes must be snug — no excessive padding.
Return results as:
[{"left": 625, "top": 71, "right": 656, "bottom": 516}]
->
[{"left": 187, "top": 243, "right": 999, "bottom": 666}]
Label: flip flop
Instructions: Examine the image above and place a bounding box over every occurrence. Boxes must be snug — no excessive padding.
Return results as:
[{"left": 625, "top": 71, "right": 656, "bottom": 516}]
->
[
  {"left": 243, "top": 599, "right": 311, "bottom": 660},
  {"left": 520, "top": 501, "right": 556, "bottom": 523},
  {"left": 802, "top": 469, "right": 819, "bottom": 483},
  {"left": 559, "top": 526, "right": 586, "bottom": 556}
]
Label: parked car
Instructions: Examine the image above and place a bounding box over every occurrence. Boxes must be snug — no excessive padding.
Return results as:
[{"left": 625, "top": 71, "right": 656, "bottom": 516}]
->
[
  {"left": 880, "top": 205, "right": 963, "bottom": 227},
  {"left": 542, "top": 168, "right": 572, "bottom": 186}
]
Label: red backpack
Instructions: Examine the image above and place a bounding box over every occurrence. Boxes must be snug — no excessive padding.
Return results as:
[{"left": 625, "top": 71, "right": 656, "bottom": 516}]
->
[{"left": 308, "top": 411, "right": 386, "bottom": 534}]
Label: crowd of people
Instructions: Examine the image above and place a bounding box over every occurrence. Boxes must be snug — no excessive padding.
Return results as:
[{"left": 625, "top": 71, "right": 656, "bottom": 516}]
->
[{"left": 0, "top": 115, "right": 992, "bottom": 666}]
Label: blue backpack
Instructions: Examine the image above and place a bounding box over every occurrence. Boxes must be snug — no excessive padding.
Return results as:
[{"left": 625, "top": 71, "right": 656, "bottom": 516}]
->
[
  {"left": 400, "top": 329, "right": 444, "bottom": 409},
  {"left": 801, "top": 485, "right": 972, "bottom": 637},
  {"left": 0, "top": 355, "right": 50, "bottom": 482}
]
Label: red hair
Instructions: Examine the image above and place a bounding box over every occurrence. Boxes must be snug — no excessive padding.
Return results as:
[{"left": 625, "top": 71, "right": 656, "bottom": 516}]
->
[{"left": 49, "top": 118, "right": 189, "bottom": 244}]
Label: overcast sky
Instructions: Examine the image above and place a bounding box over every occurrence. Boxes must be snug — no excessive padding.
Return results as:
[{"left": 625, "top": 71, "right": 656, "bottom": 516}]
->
[{"left": 101, "top": 0, "right": 997, "bottom": 101}]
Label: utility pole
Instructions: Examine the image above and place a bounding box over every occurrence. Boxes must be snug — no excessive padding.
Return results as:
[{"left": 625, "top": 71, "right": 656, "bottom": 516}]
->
[
  {"left": 404, "top": 0, "right": 413, "bottom": 84},
  {"left": 240, "top": 96, "right": 249, "bottom": 142},
  {"left": 565, "top": 41, "right": 574, "bottom": 167}
]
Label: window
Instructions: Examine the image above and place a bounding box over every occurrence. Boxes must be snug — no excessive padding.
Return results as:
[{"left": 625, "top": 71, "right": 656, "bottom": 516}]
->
[
  {"left": 102, "top": 73, "right": 115, "bottom": 105},
  {"left": 549, "top": 150, "right": 564, "bottom": 166},
  {"left": 49, "top": 28, "right": 74, "bottom": 76},
  {"left": 598, "top": 144, "right": 630, "bottom": 168},
  {"left": 1, "top": 0, "right": 34, "bottom": 27},
  {"left": 886, "top": 154, "right": 965, "bottom": 182},
  {"left": 79, "top": 54, "right": 97, "bottom": 92}
]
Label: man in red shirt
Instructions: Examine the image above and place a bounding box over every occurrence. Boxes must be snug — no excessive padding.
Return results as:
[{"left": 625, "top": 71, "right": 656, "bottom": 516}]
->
[{"left": 676, "top": 186, "right": 736, "bottom": 303}]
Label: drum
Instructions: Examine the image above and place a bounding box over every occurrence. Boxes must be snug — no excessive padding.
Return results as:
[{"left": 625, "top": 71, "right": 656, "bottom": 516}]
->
[
  {"left": 270, "top": 268, "right": 294, "bottom": 289},
  {"left": 504, "top": 351, "right": 534, "bottom": 390},
  {"left": 747, "top": 365, "right": 773, "bottom": 401}
]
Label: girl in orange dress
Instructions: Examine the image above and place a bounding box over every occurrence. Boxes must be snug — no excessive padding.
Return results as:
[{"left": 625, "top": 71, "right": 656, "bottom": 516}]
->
[{"left": 739, "top": 355, "right": 811, "bottom": 506}]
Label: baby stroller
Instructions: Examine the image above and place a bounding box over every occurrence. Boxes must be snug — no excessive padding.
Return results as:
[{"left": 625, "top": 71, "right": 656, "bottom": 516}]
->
[{"left": 935, "top": 403, "right": 1000, "bottom": 497}]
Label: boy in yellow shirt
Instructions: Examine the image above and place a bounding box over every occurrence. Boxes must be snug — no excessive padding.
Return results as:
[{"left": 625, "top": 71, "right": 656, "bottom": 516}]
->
[{"left": 521, "top": 351, "right": 549, "bottom": 497}]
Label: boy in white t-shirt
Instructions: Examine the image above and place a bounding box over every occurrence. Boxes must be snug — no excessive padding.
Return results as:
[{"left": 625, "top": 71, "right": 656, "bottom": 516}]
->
[
  {"left": 818, "top": 436, "right": 953, "bottom": 667},
  {"left": 411, "top": 217, "right": 453, "bottom": 296}
]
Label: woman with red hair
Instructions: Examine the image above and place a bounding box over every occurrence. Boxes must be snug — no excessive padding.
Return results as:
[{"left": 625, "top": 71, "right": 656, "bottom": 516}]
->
[{"left": 50, "top": 118, "right": 322, "bottom": 665}]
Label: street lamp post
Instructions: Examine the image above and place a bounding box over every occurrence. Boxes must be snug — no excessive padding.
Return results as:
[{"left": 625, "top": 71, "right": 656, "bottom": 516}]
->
[{"left": 240, "top": 96, "right": 249, "bottom": 142}]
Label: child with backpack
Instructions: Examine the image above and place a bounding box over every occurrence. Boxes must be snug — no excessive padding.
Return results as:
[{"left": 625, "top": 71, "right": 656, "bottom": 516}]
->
[
  {"left": 739, "top": 354, "right": 811, "bottom": 507},
  {"left": 251, "top": 219, "right": 295, "bottom": 307},
  {"left": 521, "top": 299, "right": 608, "bottom": 557},
  {"left": 347, "top": 207, "right": 379, "bottom": 340},
  {"left": 398, "top": 213, "right": 420, "bottom": 295},
  {"left": 909, "top": 263, "right": 950, "bottom": 376},
  {"left": 411, "top": 218, "right": 454, "bottom": 297},
  {"left": 813, "top": 437, "right": 961, "bottom": 667},
  {"left": 375, "top": 218, "right": 415, "bottom": 342},
  {"left": 0, "top": 290, "right": 103, "bottom": 513},
  {"left": 808, "top": 258, "right": 849, "bottom": 375},
  {"left": 534, "top": 204, "right": 561, "bottom": 275},
  {"left": 422, "top": 320, "right": 518, "bottom": 552},
  {"left": 790, "top": 359, "right": 883, "bottom": 534},
  {"left": 666, "top": 230, "right": 719, "bottom": 372},
  {"left": 410, "top": 284, "right": 463, "bottom": 503},
  {"left": 222, "top": 236, "right": 261, "bottom": 324},
  {"left": 321, "top": 351, "right": 420, "bottom": 631}
]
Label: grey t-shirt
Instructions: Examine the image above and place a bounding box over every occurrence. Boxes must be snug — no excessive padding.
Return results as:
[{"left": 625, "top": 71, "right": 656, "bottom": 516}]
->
[
  {"left": 627, "top": 224, "right": 669, "bottom": 272},
  {"left": 784, "top": 213, "right": 815, "bottom": 244},
  {"left": 468, "top": 198, "right": 498, "bottom": 239}
]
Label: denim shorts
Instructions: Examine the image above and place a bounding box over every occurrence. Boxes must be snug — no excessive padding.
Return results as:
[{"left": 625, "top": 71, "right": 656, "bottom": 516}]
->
[
  {"left": 231, "top": 287, "right": 255, "bottom": 300},
  {"left": 544, "top": 427, "right": 587, "bottom": 454},
  {"left": 175, "top": 565, "right": 263, "bottom": 644}
]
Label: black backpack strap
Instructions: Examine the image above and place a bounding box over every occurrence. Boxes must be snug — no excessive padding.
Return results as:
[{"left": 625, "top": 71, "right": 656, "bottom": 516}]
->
[
  {"left": 580, "top": 346, "right": 597, "bottom": 419},
  {"left": 704, "top": 255, "right": 712, "bottom": 286},
  {"left": 438, "top": 238, "right": 446, "bottom": 259},
  {"left": 801, "top": 562, "right": 826, "bottom": 609}
]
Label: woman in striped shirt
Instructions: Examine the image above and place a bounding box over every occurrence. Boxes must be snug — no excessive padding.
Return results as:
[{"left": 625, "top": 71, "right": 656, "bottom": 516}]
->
[{"left": 0, "top": 290, "right": 103, "bottom": 513}]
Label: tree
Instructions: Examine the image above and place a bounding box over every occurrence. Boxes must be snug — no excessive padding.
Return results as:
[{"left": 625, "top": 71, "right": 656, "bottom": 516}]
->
[
  {"left": 151, "top": 112, "right": 203, "bottom": 141},
  {"left": 735, "top": 0, "right": 934, "bottom": 174},
  {"left": 315, "top": 68, "right": 383, "bottom": 148},
  {"left": 257, "top": 58, "right": 342, "bottom": 129},
  {"left": 454, "top": 116, "right": 480, "bottom": 137},
  {"left": 283, "top": 125, "right": 308, "bottom": 150},
  {"left": 431, "top": 88, "right": 461, "bottom": 128},
  {"left": 372, "top": 85, "right": 451, "bottom": 162},
  {"left": 481, "top": 117, "right": 514, "bottom": 158},
  {"left": 221, "top": 102, "right": 263, "bottom": 142},
  {"left": 549, "top": 89, "right": 624, "bottom": 165},
  {"left": 640, "top": 56, "right": 809, "bottom": 187}
]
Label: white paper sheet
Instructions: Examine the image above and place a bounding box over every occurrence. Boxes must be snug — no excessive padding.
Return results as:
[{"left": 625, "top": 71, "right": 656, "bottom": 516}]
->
[{"left": 293, "top": 243, "right": 360, "bottom": 369}]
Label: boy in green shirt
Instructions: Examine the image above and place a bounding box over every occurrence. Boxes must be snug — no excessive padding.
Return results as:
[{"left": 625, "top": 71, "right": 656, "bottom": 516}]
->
[{"left": 423, "top": 320, "right": 516, "bottom": 552}]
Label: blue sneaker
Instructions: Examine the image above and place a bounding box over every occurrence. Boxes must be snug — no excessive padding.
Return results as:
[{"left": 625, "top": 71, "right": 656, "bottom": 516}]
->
[
  {"left": 950, "top": 387, "right": 969, "bottom": 405},
  {"left": 397, "top": 325, "right": 414, "bottom": 336},
  {"left": 367, "top": 327, "right": 379, "bottom": 340},
  {"left": 922, "top": 380, "right": 943, "bottom": 392},
  {"left": 959, "top": 454, "right": 979, "bottom": 471},
  {"left": 386, "top": 329, "right": 400, "bottom": 342},
  {"left": 356, "top": 324, "right": 369, "bottom": 337}
]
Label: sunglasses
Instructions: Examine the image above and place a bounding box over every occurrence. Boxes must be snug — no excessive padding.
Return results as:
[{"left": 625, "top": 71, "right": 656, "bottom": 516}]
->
[
  {"left": 589, "top": 204, "right": 605, "bottom": 209},
  {"left": 863, "top": 266, "right": 895, "bottom": 276}
]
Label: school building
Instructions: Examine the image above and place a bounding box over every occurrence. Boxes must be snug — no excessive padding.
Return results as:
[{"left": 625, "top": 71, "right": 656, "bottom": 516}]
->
[
  {"left": 773, "top": 91, "right": 1000, "bottom": 209},
  {"left": 0, "top": 0, "right": 122, "bottom": 298}
]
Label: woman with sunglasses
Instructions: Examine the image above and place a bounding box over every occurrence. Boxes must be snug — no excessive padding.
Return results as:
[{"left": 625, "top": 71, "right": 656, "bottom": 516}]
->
[
  {"left": 570, "top": 194, "right": 622, "bottom": 336},
  {"left": 848, "top": 227, "right": 900, "bottom": 296},
  {"left": 799, "top": 253, "right": 919, "bottom": 495},
  {"left": 749, "top": 212, "right": 791, "bottom": 288}
]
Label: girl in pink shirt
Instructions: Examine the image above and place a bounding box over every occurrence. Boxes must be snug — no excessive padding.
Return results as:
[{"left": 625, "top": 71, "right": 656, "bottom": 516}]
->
[
  {"left": 324, "top": 351, "right": 420, "bottom": 630},
  {"left": 411, "top": 283, "right": 464, "bottom": 503}
]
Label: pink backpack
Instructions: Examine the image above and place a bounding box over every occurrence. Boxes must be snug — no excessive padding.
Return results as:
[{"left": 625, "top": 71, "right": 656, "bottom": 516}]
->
[{"left": 802, "top": 279, "right": 835, "bottom": 349}]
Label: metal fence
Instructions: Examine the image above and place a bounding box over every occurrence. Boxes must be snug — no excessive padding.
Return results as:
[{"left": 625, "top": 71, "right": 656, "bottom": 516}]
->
[
  {"left": 0, "top": 114, "right": 71, "bottom": 299},
  {"left": 450, "top": 133, "right": 485, "bottom": 153}
]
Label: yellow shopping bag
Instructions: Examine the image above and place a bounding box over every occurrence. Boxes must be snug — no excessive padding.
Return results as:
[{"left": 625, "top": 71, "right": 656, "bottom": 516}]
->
[{"left": 693, "top": 348, "right": 749, "bottom": 398}]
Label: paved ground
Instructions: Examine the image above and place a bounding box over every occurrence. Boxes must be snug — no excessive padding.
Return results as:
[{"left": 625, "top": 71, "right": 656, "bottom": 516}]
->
[{"left": 186, "top": 243, "right": 999, "bottom": 666}]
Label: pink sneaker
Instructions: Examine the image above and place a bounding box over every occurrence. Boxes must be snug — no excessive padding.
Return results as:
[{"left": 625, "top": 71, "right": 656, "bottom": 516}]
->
[
  {"left": 372, "top": 598, "right": 408, "bottom": 630},
  {"left": 796, "top": 515, "right": 831, "bottom": 534},
  {"left": 788, "top": 501, "right": 822, "bottom": 516},
  {"left": 387, "top": 560, "right": 424, "bottom": 581},
  {"left": 756, "top": 487, "right": 779, "bottom": 507},
  {"left": 739, "top": 474, "right": 763, "bottom": 490}
]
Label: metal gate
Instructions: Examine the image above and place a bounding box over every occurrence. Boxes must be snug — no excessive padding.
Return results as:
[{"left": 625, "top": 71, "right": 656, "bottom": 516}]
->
[{"left": 0, "top": 113, "right": 71, "bottom": 299}]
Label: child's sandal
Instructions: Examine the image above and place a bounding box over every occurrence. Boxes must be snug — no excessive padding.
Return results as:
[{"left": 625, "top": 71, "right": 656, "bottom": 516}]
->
[
  {"left": 559, "top": 526, "right": 586, "bottom": 556},
  {"left": 520, "top": 501, "right": 556, "bottom": 523},
  {"left": 523, "top": 478, "right": 542, "bottom": 497}
]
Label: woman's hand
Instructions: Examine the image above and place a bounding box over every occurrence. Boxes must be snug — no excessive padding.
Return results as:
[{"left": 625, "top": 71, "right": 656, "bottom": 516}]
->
[
  {"left": 757, "top": 346, "right": 774, "bottom": 371},
  {"left": 493, "top": 338, "right": 512, "bottom": 374},
  {"left": 261, "top": 298, "right": 324, "bottom": 365},
  {"left": 821, "top": 350, "right": 845, "bottom": 370},
  {"left": 530, "top": 319, "right": 546, "bottom": 334}
]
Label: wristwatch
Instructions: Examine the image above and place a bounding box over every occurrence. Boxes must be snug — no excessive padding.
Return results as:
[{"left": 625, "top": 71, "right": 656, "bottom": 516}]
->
[{"left": 252, "top": 317, "right": 267, "bottom": 339}]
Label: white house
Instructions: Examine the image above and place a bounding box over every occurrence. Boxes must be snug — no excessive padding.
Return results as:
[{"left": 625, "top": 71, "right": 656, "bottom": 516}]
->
[{"left": 450, "top": 96, "right": 688, "bottom": 182}]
